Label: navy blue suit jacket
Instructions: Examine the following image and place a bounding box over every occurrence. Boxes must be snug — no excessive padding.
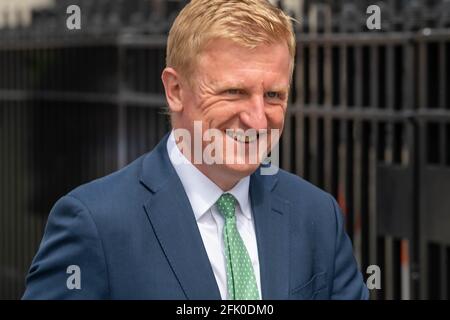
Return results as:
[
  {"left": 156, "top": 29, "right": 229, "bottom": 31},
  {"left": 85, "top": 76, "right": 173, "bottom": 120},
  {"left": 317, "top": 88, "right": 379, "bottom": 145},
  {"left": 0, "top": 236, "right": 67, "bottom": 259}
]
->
[{"left": 23, "top": 134, "right": 369, "bottom": 299}]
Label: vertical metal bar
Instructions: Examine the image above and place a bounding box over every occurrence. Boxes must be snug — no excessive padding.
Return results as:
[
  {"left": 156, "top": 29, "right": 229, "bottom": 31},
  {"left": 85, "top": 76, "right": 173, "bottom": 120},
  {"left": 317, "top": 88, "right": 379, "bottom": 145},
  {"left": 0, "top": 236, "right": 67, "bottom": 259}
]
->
[
  {"left": 138, "top": 49, "right": 145, "bottom": 93},
  {"left": 109, "top": 99, "right": 117, "bottom": 172},
  {"left": 417, "top": 37, "right": 428, "bottom": 299},
  {"left": 117, "top": 46, "right": 127, "bottom": 168},
  {"left": 308, "top": 7, "right": 318, "bottom": 107},
  {"left": 96, "top": 103, "right": 103, "bottom": 178},
  {"left": 369, "top": 120, "right": 378, "bottom": 299},
  {"left": 6, "top": 102, "right": 12, "bottom": 297},
  {"left": 440, "top": 122, "right": 446, "bottom": 166},
  {"left": 104, "top": 102, "right": 111, "bottom": 175},
  {"left": 295, "top": 111, "right": 305, "bottom": 177},
  {"left": 418, "top": 120, "right": 427, "bottom": 299},
  {"left": 337, "top": 44, "right": 348, "bottom": 229},
  {"left": 0, "top": 48, "right": 4, "bottom": 90},
  {"left": 2, "top": 102, "right": 7, "bottom": 298},
  {"left": 323, "top": 41, "right": 333, "bottom": 193},
  {"left": 401, "top": 240, "right": 411, "bottom": 300},
  {"left": 338, "top": 119, "right": 349, "bottom": 226},
  {"left": 21, "top": 100, "right": 29, "bottom": 299},
  {"left": 16, "top": 78, "right": 23, "bottom": 300},
  {"left": 354, "top": 45, "right": 363, "bottom": 108},
  {"left": 353, "top": 120, "right": 362, "bottom": 267},
  {"left": 153, "top": 108, "right": 159, "bottom": 143},
  {"left": 439, "top": 42, "right": 446, "bottom": 110},
  {"left": 17, "top": 103, "right": 24, "bottom": 299},
  {"left": 384, "top": 44, "right": 395, "bottom": 300},
  {"left": 353, "top": 44, "right": 364, "bottom": 267},
  {"left": 146, "top": 108, "right": 153, "bottom": 153},
  {"left": 295, "top": 43, "right": 305, "bottom": 177},
  {"left": 32, "top": 57, "right": 41, "bottom": 290},
  {"left": 386, "top": 45, "right": 395, "bottom": 113},
  {"left": 323, "top": 116, "right": 332, "bottom": 192},
  {"left": 8, "top": 54, "right": 15, "bottom": 298},
  {"left": 402, "top": 39, "right": 415, "bottom": 299},
  {"left": 2, "top": 100, "right": 7, "bottom": 297},
  {"left": 0, "top": 103, "right": 4, "bottom": 298},
  {"left": 0, "top": 100, "right": 4, "bottom": 299},
  {"left": 11, "top": 49, "right": 20, "bottom": 294},
  {"left": 370, "top": 45, "right": 379, "bottom": 109},
  {"left": 101, "top": 103, "right": 107, "bottom": 177},
  {"left": 418, "top": 41, "right": 427, "bottom": 110},
  {"left": 440, "top": 245, "right": 448, "bottom": 299},
  {"left": 296, "top": 43, "right": 305, "bottom": 108},
  {"left": 307, "top": 7, "right": 319, "bottom": 186},
  {"left": 140, "top": 107, "right": 148, "bottom": 158},
  {"left": 384, "top": 236, "right": 394, "bottom": 300},
  {"left": 323, "top": 44, "right": 332, "bottom": 107},
  {"left": 127, "top": 108, "right": 134, "bottom": 161},
  {"left": 340, "top": 44, "right": 348, "bottom": 108},
  {"left": 21, "top": 59, "right": 29, "bottom": 299},
  {"left": 21, "top": 45, "right": 30, "bottom": 293},
  {"left": 309, "top": 116, "right": 318, "bottom": 185},
  {"left": 19, "top": 52, "right": 27, "bottom": 296},
  {"left": 1, "top": 101, "right": 7, "bottom": 298},
  {"left": 11, "top": 60, "right": 17, "bottom": 298},
  {"left": 25, "top": 101, "right": 32, "bottom": 298},
  {"left": 368, "top": 45, "right": 379, "bottom": 299}
]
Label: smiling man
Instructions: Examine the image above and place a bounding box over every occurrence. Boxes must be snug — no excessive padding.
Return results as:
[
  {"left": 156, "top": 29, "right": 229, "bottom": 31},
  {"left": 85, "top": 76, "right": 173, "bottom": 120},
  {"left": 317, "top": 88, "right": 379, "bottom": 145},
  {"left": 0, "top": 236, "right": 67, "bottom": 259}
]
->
[{"left": 23, "top": 0, "right": 368, "bottom": 300}]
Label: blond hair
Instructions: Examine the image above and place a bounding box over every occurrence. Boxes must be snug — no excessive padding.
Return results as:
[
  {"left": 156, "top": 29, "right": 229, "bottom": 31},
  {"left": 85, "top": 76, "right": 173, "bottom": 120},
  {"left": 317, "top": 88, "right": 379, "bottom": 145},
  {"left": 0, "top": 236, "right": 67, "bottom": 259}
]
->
[{"left": 166, "top": 0, "right": 296, "bottom": 81}]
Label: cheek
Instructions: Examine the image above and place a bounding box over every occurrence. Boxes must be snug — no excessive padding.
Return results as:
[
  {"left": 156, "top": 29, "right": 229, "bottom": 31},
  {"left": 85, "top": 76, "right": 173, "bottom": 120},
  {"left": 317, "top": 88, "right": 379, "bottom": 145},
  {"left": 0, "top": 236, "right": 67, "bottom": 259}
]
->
[
  {"left": 205, "top": 101, "right": 241, "bottom": 127},
  {"left": 180, "top": 91, "right": 202, "bottom": 120},
  {"left": 182, "top": 95, "right": 217, "bottom": 125},
  {"left": 266, "top": 105, "right": 286, "bottom": 129}
]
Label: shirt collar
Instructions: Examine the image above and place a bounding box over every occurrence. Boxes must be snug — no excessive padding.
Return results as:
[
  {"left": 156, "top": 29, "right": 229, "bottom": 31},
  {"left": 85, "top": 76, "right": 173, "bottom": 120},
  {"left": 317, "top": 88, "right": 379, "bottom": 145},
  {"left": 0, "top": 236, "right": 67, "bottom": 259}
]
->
[
  {"left": 166, "top": 130, "right": 251, "bottom": 221},
  {"left": 227, "top": 176, "right": 251, "bottom": 220}
]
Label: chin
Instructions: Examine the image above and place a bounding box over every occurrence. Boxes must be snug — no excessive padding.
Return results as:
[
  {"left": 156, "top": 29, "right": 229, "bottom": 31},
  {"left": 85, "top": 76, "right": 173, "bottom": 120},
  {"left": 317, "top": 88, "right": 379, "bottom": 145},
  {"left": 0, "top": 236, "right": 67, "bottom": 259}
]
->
[{"left": 221, "top": 162, "right": 260, "bottom": 178}]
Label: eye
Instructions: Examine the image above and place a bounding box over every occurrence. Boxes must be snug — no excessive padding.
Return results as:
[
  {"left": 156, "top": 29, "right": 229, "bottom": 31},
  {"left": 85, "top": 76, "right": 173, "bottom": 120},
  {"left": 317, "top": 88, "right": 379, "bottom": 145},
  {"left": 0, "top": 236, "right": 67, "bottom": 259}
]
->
[{"left": 265, "top": 91, "right": 282, "bottom": 100}]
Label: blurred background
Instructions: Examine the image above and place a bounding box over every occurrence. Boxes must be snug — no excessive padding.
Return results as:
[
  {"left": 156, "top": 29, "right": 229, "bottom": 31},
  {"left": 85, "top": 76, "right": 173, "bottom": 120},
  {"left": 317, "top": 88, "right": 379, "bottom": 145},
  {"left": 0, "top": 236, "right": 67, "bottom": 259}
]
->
[{"left": 0, "top": 0, "right": 449, "bottom": 300}]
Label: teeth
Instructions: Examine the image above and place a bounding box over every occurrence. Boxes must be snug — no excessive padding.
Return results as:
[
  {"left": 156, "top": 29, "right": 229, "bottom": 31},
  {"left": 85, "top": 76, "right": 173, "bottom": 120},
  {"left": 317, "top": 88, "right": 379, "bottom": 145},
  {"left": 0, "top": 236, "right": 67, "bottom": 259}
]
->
[{"left": 226, "top": 131, "right": 258, "bottom": 143}]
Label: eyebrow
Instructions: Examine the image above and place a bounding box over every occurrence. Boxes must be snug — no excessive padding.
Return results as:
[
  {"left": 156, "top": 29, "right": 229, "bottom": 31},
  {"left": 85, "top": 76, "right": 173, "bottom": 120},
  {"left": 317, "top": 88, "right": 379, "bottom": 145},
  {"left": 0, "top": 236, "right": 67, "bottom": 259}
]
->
[
  {"left": 214, "top": 81, "right": 289, "bottom": 93},
  {"left": 212, "top": 80, "right": 245, "bottom": 90},
  {"left": 266, "top": 85, "right": 289, "bottom": 93}
]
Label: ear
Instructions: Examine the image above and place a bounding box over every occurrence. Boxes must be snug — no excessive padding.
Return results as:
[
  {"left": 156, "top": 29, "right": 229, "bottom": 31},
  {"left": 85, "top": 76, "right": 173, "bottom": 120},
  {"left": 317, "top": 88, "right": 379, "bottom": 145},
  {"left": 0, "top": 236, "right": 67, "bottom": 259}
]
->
[{"left": 161, "top": 67, "right": 184, "bottom": 113}]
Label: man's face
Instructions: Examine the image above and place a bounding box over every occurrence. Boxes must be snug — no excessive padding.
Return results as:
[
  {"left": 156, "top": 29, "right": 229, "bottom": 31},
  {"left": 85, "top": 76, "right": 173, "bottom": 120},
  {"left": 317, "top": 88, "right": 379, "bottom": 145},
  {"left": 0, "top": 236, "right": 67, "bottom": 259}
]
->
[{"left": 172, "top": 38, "right": 291, "bottom": 187}]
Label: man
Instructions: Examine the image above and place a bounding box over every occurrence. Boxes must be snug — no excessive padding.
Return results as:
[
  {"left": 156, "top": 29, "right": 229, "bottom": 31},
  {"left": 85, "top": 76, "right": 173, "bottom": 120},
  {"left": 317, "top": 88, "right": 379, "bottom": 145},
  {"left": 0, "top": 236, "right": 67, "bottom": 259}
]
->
[{"left": 23, "top": 0, "right": 368, "bottom": 299}]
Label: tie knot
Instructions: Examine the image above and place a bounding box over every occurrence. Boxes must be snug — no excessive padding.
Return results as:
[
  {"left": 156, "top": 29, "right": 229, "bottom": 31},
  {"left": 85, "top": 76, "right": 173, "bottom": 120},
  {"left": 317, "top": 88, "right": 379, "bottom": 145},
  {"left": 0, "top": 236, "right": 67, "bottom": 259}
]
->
[{"left": 216, "top": 193, "right": 237, "bottom": 219}]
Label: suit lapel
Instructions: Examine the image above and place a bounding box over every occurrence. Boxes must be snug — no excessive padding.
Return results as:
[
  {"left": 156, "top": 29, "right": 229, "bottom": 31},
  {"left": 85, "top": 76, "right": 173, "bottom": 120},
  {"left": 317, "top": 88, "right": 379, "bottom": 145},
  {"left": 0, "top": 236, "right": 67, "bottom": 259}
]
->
[
  {"left": 140, "top": 135, "right": 221, "bottom": 300},
  {"left": 250, "top": 170, "right": 291, "bottom": 299}
]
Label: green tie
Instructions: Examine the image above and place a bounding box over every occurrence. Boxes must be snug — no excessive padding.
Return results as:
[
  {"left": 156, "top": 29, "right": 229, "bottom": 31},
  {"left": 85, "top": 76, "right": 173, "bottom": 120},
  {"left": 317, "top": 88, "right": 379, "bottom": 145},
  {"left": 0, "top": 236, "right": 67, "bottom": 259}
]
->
[{"left": 216, "top": 193, "right": 260, "bottom": 300}]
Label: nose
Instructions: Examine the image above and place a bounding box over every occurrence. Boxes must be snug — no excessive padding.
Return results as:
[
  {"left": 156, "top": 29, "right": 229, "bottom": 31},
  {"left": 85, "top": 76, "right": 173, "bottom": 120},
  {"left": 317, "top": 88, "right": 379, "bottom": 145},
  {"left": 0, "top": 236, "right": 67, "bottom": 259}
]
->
[{"left": 240, "top": 95, "right": 268, "bottom": 130}]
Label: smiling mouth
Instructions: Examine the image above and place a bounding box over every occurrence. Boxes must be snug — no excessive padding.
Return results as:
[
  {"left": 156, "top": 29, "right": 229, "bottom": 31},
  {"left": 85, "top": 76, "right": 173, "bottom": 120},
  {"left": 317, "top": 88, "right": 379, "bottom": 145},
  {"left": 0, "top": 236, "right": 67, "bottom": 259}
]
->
[{"left": 225, "top": 130, "right": 259, "bottom": 143}]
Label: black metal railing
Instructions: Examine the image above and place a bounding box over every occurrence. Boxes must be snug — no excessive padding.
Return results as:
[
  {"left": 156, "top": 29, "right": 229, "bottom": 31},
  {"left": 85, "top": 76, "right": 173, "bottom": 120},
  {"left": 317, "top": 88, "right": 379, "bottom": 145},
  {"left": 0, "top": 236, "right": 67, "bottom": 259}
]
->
[{"left": 0, "top": 0, "right": 449, "bottom": 299}]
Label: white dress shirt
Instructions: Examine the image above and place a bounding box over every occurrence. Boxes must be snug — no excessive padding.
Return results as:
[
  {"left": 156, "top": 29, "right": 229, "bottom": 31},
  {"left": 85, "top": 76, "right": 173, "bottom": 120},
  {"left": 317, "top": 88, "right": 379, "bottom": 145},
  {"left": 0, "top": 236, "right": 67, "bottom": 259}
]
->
[{"left": 166, "top": 131, "right": 261, "bottom": 300}]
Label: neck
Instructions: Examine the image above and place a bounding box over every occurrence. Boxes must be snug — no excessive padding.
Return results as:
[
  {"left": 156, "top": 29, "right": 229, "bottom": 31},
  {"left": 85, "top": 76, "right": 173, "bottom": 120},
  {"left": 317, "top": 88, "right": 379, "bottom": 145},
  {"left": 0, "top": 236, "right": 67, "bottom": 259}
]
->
[{"left": 194, "top": 163, "right": 241, "bottom": 191}]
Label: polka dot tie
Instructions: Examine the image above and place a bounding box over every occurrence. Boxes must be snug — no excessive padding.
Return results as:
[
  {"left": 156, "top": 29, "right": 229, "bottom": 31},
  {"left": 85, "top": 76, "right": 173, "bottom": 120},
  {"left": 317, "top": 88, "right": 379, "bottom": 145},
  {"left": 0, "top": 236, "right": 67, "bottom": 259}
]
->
[{"left": 216, "top": 193, "right": 260, "bottom": 300}]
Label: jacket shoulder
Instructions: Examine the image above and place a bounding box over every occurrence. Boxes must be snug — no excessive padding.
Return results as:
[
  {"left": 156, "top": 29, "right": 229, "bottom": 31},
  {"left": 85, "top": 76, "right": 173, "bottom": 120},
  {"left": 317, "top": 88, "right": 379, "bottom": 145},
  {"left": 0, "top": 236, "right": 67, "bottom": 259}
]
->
[
  {"left": 274, "top": 168, "right": 333, "bottom": 205},
  {"left": 66, "top": 154, "right": 148, "bottom": 219}
]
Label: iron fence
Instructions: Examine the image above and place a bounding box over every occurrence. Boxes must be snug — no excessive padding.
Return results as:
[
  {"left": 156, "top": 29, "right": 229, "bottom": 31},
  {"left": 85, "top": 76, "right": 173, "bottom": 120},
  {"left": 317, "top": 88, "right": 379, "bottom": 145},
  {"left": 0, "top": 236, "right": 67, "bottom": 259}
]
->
[{"left": 0, "top": 0, "right": 449, "bottom": 299}]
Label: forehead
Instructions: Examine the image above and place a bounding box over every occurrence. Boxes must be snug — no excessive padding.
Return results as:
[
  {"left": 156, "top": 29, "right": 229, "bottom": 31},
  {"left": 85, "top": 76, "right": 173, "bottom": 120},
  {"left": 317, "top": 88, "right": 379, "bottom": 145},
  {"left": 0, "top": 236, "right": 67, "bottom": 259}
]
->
[{"left": 194, "top": 38, "right": 291, "bottom": 87}]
